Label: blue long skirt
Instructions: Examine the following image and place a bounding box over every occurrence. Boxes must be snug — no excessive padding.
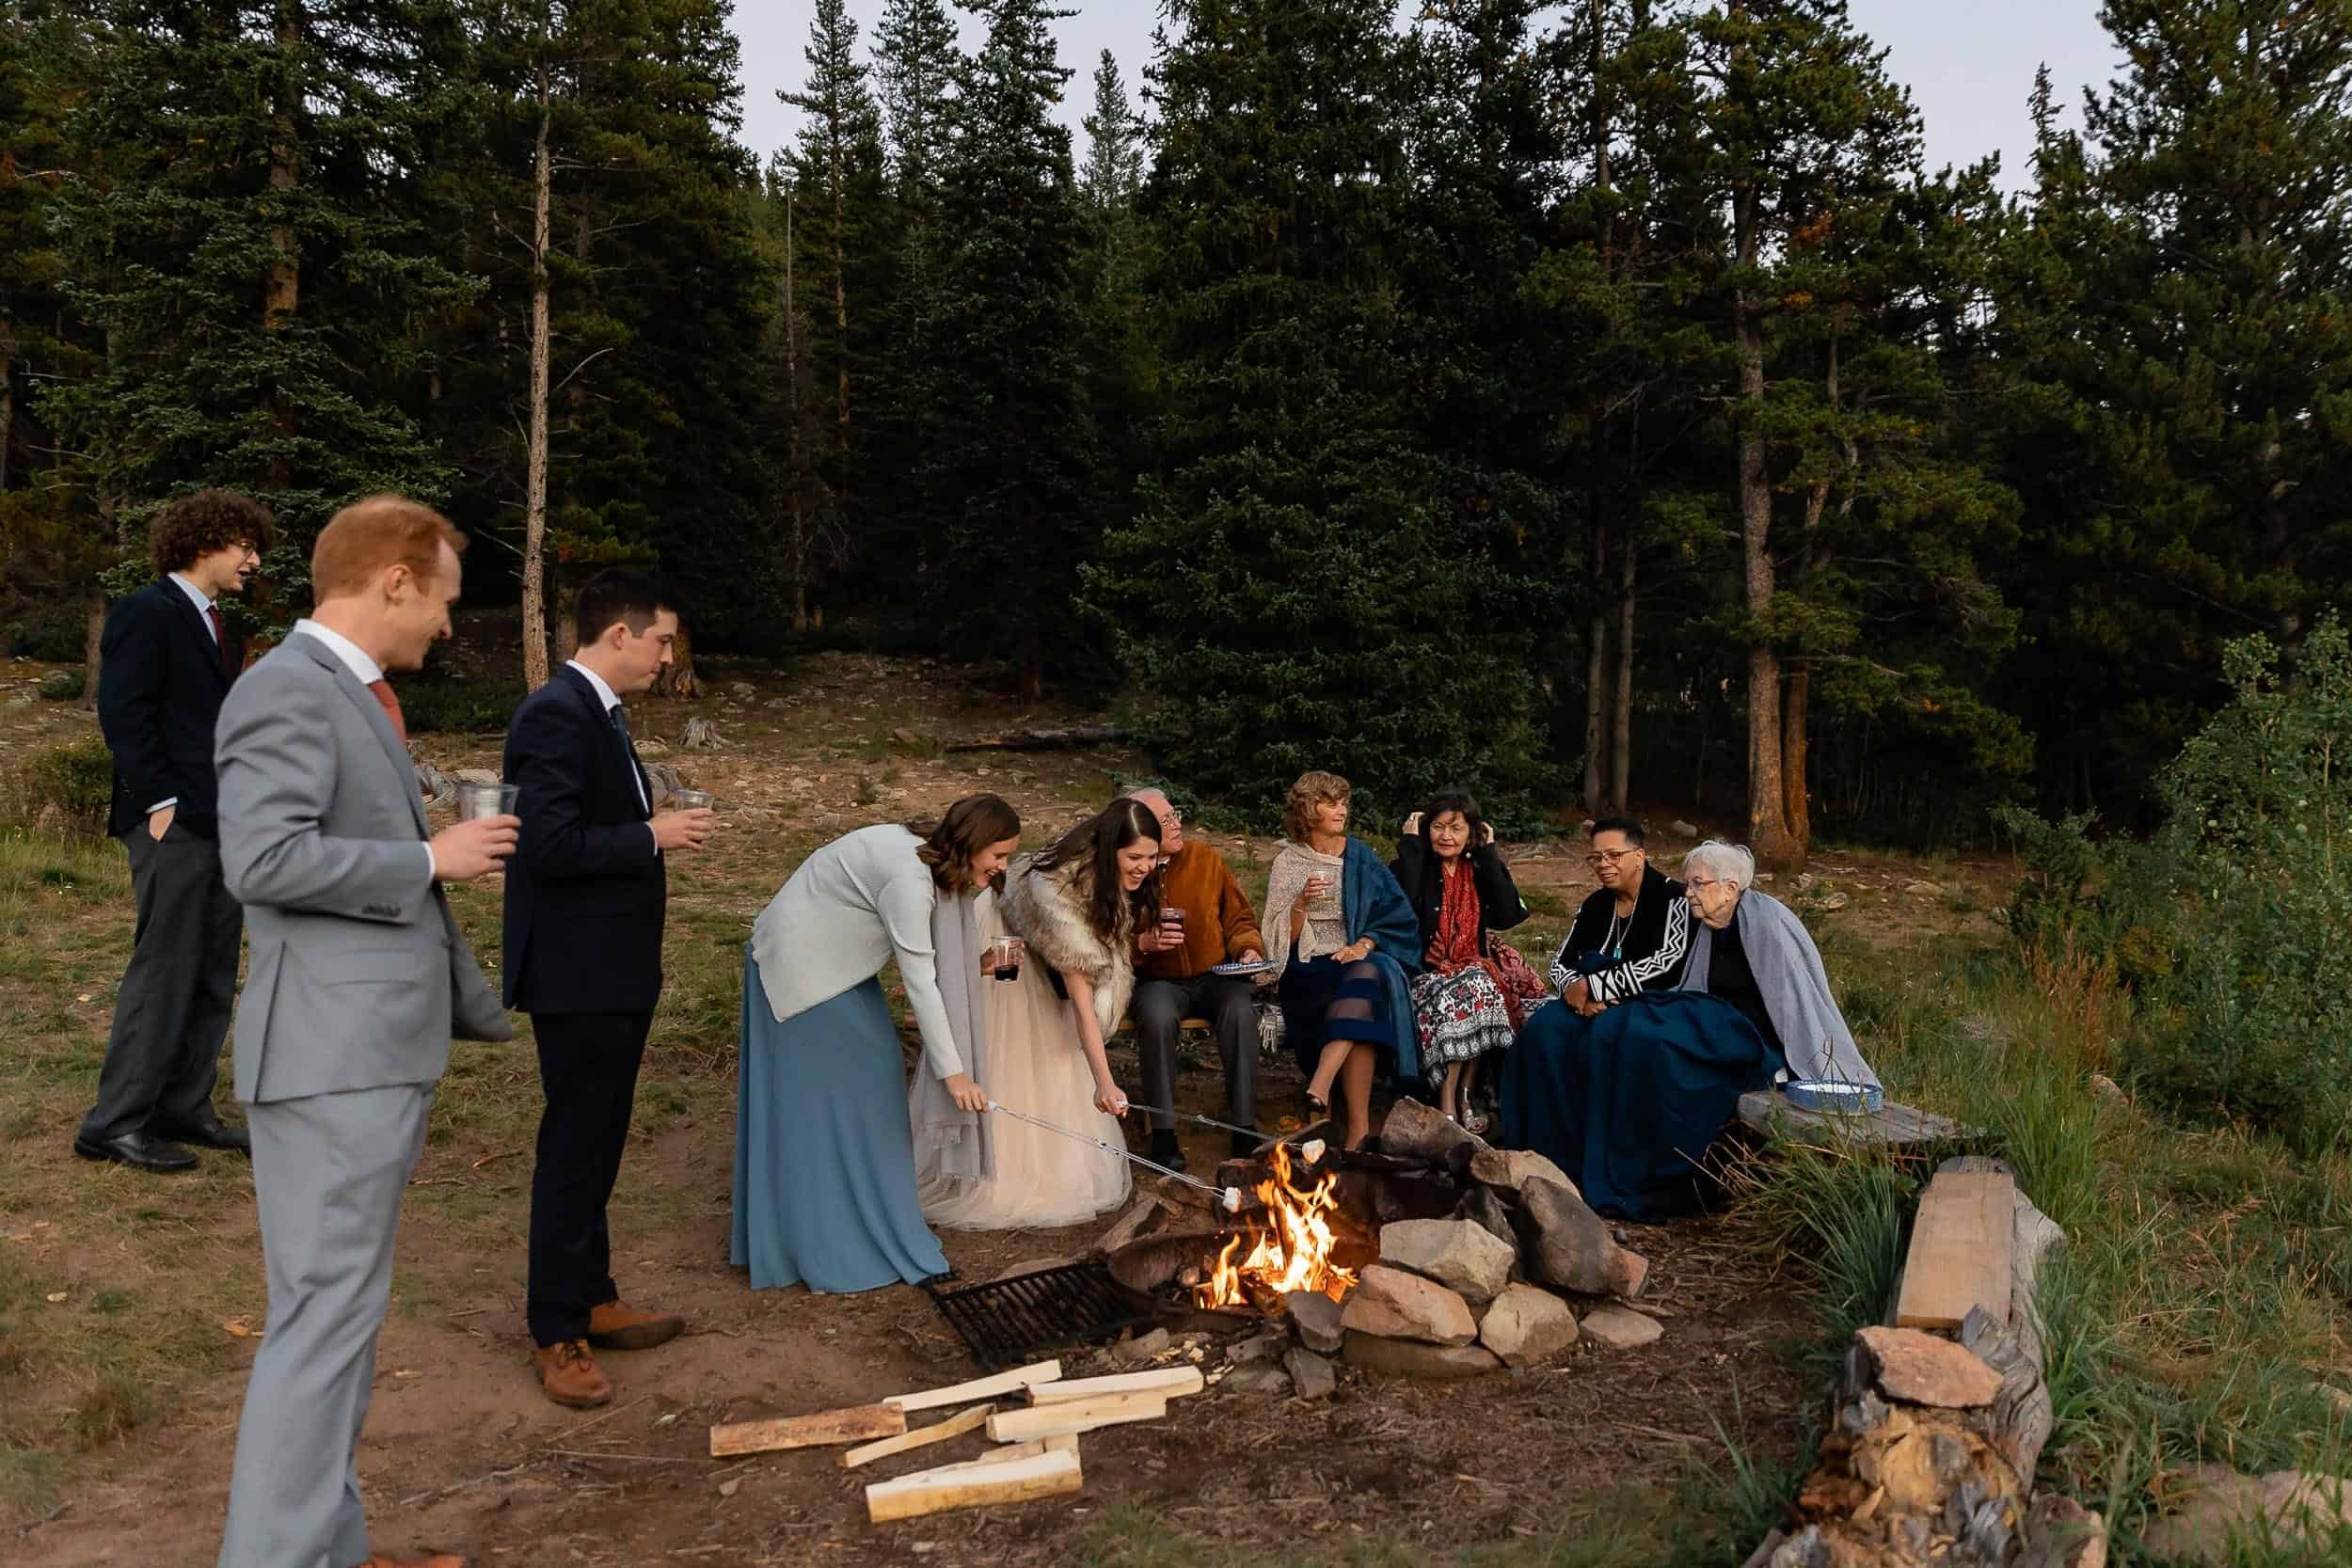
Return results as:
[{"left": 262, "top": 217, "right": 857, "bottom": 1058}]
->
[
  {"left": 1499, "top": 992, "right": 1785, "bottom": 1222},
  {"left": 730, "top": 957, "right": 950, "bottom": 1292}
]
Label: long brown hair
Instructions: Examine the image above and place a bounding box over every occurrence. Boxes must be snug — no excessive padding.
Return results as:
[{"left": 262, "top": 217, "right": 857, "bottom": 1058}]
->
[
  {"left": 1031, "top": 799, "right": 1163, "bottom": 942},
  {"left": 910, "top": 793, "right": 1022, "bottom": 893}
]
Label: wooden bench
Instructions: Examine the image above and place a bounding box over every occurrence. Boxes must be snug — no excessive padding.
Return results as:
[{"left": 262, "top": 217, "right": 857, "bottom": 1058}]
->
[{"left": 1735, "top": 1089, "right": 1982, "bottom": 1152}]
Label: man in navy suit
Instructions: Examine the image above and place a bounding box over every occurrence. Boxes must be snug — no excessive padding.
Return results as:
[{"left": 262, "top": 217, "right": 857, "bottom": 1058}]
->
[
  {"left": 502, "top": 568, "right": 713, "bottom": 1408},
  {"left": 78, "top": 490, "right": 272, "bottom": 1172}
]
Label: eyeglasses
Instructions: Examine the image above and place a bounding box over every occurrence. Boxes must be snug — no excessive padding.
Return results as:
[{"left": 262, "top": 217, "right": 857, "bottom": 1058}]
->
[
  {"left": 1582, "top": 847, "right": 1640, "bottom": 868},
  {"left": 1685, "top": 877, "right": 1728, "bottom": 893}
]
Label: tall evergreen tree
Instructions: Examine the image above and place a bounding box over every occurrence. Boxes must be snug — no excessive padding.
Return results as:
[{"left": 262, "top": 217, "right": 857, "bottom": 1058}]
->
[
  {"left": 447, "top": 0, "right": 776, "bottom": 684},
  {"left": 1986, "top": 1, "right": 2352, "bottom": 817},
  {"left": 1092, "top": 0, "right": 1547, "bottom": 816},
  {"left": 46, "top": 1, "right": 476, "bottom": 589},
  {"left": 1073, "top": 49, "right": 1157, "bottom": 573},
  {"left": 928, "top": 0, "right": 1099, "bottom": 697}
]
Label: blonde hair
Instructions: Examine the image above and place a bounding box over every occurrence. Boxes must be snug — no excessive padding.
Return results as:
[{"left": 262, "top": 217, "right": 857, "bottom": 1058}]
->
[
  {"left": 310, "top": 495, "right": 467, "bottom": 601},
  {"left": 1281, "top": 770, "right": 1352, "bottom": 844}
]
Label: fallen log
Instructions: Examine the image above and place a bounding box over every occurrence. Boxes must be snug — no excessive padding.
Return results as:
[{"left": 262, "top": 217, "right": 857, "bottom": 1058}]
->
[
  {"left": 865, "top": 1446, "right": 1083, "bottom": 1523},
  {"left": 882, "top": 1358, "right": 1060, "bottom": 1415},
  {"left": 840, "top": 1402, "right": 994, "bottom": 1469},
  {"left": 1894, "top": 1169, "right": 2016, "bottom": 1331},
  {"left": 946, "top": 724, "right": 1131, "bottom": 753},
  {"left": 709, "top": 1402, "right": 904, "bottom": 1459},
  {"left": 1025, "top": 1367, "right": 1204, "bottom": 1405},
  {"left": 986, "top": 1392, "right": 1167, "bottom": 1443}
]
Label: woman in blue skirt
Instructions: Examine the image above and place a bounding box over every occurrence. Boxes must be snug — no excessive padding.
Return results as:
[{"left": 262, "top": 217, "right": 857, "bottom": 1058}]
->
[{"left": 731, "top": 794, "right": 1022, "bottom": 1292}]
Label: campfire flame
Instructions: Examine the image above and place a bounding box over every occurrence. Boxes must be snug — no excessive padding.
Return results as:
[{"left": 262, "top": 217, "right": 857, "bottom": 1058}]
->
[{"left": 1193, "top": 1144, "right": 1357, "bottom": 1310}]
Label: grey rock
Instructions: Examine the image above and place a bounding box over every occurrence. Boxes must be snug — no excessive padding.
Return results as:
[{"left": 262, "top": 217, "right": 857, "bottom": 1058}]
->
[
  {"left": 1580, "top": 1306, "right": 1663, "bottom": 1349},
  {"left": 1229, "top": 1330, "right": 1287, "bottom": 1366},
  {"left": 1113, "top": 1327, "right": 1172, "bottom": 1364},
  {"left": 1466, "top": 1147, "right": 1577, "bottom": 1199},
  {"left": 1284, "top": 1291, "right": 1344, "bottom": 1354},
  {"left": 1285, "top": 1346, "right": 1337, "bottom": 1401},
  {"left": 1670, "top": 819, "right": 1699, "bottom": 838},
  {"left": 1477, "top": 1284, "right": 1580, "bottom": 1367},
  {"left": 1518, "top": 1178, "right": 1648, "bottom": 1297},
  {"left": 1453, "top": 1185, "right": 1518, "bottom": 1251},
  {"left": 1377, "top": 1097, "right": 1488, "bottom": 1165},
  {"left": 1222, "top": 1362, "right": 1291, "bottom": 1396},
  {"left": 1338, "top": 1264, "right": 1478, "bottom": 1346},
  {"left": 1379, "top": 1218, "right": 1516, "bottom": 1307},
  {"left": 1340, "top": 1332, "right": 1502, "bottom": 1382}
]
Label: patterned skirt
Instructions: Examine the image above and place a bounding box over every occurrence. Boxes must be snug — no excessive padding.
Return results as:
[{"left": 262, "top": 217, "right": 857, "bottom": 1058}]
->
[{"left": 1411, "top": 966, "right": 1517, "bottom": 1073}]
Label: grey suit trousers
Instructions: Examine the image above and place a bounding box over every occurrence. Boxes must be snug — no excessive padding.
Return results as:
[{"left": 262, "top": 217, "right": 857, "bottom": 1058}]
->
[
  {"left": 217, "top": 1084, "right": 434, "bottom": 1568},
  {"left": 80, "top": 825, "right": 241, "bottom": 1142}
]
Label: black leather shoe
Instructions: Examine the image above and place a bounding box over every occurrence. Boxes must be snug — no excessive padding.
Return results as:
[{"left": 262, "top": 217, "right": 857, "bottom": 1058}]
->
[
  {"left": 72, "top": 1130, "right": 199, "bottom": 1172},
  {"left": 1148, "top": 1130, "right": 1188, "bottom": 1173},
  {"left": 156, "top": 1117, "right": 250, "bottom": 1155}
]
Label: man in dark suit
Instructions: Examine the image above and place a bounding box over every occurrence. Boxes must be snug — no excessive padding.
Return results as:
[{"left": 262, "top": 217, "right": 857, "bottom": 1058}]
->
[
  {"left": 503, "top": 568, "right": 713, "bottom": 1408},
  {"left": 77, "top": 489, "right": 272, "bottom": 1172}
]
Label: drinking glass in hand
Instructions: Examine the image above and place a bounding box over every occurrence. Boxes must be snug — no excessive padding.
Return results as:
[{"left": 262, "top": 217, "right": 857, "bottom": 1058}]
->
[
  {"left": 455, "top": 781, "right": 521, "bottom": 821},
  {"left": 1160, "top": 905, "right": 1186, "bottom": 944},
  {"left": 984, "top": 937, "right": 1026, "bottom": 981}
]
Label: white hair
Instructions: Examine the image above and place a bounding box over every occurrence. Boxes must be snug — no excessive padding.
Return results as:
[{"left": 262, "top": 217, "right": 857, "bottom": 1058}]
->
[{"left": 1683, "top": 840, "right": 1756, "bottom": 890}]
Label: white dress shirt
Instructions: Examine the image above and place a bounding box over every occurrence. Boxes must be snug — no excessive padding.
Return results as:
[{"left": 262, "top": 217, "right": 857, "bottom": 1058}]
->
[
  {"left": 565, "top": 658, "right": 658, "bottom": 853},
  {"left": 147, "top": 573, "right": 221, "bottom": 815},
  {"left": 292, "top": 620, "right": 437, "bottom": 885}
]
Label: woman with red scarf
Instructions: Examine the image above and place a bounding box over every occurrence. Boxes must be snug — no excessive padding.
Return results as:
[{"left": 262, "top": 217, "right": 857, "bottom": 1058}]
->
[{"left": 1389, "top": 788, "right": 1549, "bottom": 1132}]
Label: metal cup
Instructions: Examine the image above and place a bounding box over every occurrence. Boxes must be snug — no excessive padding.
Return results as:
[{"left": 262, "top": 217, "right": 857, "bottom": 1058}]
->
[
  {"left": 671, "top": 788, "right": 714, "bottom": 810},
  {"left": 454, "top": 781, "right": 520, "bottom": 821}
]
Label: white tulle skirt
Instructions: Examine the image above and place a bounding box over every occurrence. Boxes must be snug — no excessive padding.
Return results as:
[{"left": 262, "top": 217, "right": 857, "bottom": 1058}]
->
[{"left": 916, "top": 959, "right": 1131, "bottom": 1231}]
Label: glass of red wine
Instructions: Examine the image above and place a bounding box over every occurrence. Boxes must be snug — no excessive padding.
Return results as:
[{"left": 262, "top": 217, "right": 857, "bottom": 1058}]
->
[{"left": 985, "top": 937, "right": 1025, "bottom": 981}]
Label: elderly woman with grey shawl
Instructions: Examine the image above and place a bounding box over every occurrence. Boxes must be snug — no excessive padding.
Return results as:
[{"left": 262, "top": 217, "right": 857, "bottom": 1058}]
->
[{"left": 1498, "top": 840, "right": 1876, "bottom": 1221}]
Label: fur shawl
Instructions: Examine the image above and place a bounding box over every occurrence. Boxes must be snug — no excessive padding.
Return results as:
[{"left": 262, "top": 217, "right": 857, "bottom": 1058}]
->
[{"left": 1000, "top": 853, "right": 1137, "bottom": 1037}]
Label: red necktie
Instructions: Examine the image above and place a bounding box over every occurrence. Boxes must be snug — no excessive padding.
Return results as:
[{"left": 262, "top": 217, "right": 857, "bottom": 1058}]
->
[
  {"left": 366, "top": 678, "right": 407, "bottom": 742},
  {"left": 204, "top": 604, "right": 232, "bottom": 676}
]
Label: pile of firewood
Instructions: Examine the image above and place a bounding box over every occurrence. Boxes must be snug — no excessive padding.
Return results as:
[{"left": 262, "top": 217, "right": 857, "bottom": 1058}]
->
[{"left": 707, "top": 1359, "right": 1202, "bottom": 1524}]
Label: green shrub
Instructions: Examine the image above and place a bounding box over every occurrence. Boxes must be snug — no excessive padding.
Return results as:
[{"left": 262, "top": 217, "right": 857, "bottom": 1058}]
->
[
  {"left": 3, "top": 609, "right": 87, "bottom": 663},
  {"left": 2000, "top": 616, "right": 2352, "bottom": 1151},
  {"left": 37, "top": 670, "right": 83, "bottom": 703},
  {"left": 19, "top": 736, "right": 113, "bottom": 835},
  {"left": 398, "top": 675, "right": 520, "bottom": 736}
]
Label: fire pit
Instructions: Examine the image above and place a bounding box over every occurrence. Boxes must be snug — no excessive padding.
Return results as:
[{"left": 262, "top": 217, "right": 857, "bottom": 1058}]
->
[{"left": 1097, "top": 1100, "right": 1655, "bottom": 1383}]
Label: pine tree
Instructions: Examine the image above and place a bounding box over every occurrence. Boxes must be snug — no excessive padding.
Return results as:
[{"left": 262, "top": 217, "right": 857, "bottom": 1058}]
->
[
  {"left": 1986, "top": 1, "right": 2352, "bottom": 817},
  {"left": 1073, "top": 49, "right": 1157, "bottom": 579},
  {"left": 1078, "top": 48, "right": 1144, "bottom": 215},
  {"left": 1679, "top": 0, "right": 2020, "bottom": 865},
  {"left": 449, "top": 0, "right": 778, "bottom": 685},
  {"left": 928, "top": 0, "right": 1099, "bottom": 697},
  {"left": 46, "top": 1, "right": 476, "bottom": 592},
  {"left": 1091, "top": 0, "right": 1547, "bottom": 817}
]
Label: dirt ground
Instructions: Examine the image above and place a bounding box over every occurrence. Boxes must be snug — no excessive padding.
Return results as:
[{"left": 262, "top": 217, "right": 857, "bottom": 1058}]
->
[{"left": 0, "top": 641, "right": 2015, "bottom": 1568}]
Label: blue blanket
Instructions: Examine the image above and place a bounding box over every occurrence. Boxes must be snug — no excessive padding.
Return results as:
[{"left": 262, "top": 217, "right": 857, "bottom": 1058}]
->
[
  {"left": 1500, "top": 991, "right": 1784, "bottom": 1221},
  {"left": 1343, "top": 836, "right": 1424, "bottom": 1085}
]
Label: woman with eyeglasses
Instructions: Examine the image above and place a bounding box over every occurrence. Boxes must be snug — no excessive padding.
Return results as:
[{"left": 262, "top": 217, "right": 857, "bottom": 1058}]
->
[
  {"left": 1500, "top": 835, "right": 1874, "bottom": 1220},
  {"left": 1545, "top": 816, "right": 1691, "bottom": 1009}
]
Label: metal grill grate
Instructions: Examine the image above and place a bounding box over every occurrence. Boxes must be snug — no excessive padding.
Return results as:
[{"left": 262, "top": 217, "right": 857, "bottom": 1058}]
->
[{"left": 924, "top": 1262, "right": 1157, "bottom": 1371}]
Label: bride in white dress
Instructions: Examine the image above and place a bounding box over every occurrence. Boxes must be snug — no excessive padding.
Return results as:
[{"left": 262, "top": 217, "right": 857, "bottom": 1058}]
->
[{"left": 912, "top": 800, "right": 1158, "bottom": 1229}]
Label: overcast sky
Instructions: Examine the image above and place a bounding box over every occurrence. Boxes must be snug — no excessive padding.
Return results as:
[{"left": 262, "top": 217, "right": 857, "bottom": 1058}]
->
[{"left": 737, "top": 1, "right": 2123, "bottom": 193}]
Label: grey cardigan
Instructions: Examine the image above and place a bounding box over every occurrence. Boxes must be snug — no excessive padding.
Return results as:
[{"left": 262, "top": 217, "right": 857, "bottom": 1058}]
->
[{"left": 749, "top": 824, "right": 965, "bottom": 1080}]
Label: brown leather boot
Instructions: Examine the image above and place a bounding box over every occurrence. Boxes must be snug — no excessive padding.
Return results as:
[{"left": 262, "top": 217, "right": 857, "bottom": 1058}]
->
[
  {"left": 586, "top": 1299, "right": 686, "bottom": 1352},
  {"left": 533, "top": 1339, "right": 612, "bottom": 1409}
]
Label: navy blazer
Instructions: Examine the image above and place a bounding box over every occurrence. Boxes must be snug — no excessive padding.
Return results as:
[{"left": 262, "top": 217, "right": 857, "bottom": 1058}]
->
[
  {"left": 500, "top": 665, "right": 667, "bottom": 1014},
  {"left": 97, "top": 578, "right": 242, "bottom": 840}
]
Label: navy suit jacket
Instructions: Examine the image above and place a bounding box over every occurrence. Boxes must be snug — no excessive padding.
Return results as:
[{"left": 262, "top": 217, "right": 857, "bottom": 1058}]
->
[
  {"left": 98, "top": 578, "right": 242, "bottom": 840},
  {"left": 500, "top": 665, "right": 667, "bottom": 1014}
]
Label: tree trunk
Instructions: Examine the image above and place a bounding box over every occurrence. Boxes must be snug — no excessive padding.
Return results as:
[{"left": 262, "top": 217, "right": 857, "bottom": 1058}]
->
[
  {"left": 78, "top": 593, "right": 103, "bottom": 712},
  {"left": 652, "top": 623, "right": 698, "bottom": 699},
  {"left": 1582, "top": 519, "right": 1611, "bottom": 813},
  {"left": 1737, "top": 296, "right": 1800, "bottom": 868},
  {"left": 782, "top": 188, "right": 812, "bottom": 631},
  {"left": 520, "top": 87, "right": 553, "bottom": 694},
  {"left": 0, "top": 343, "right": 14, "bottom": 491},
  {"left": 1611, "top": 531, "right": 1636, "bottom": 814},
  {"left": 1780, "top": 666, "right": 1809, "bottom": 848},
  {"left": 262, "top": 4, "right": 301, "bottom": 487}
]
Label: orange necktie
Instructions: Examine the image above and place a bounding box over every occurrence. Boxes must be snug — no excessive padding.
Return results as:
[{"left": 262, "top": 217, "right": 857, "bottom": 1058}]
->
[{"left": 366, "top": 678, "right": 406, "bottom": 743}]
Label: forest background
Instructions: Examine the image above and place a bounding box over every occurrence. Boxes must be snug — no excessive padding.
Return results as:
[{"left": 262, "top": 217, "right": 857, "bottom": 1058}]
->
[{"left": 4, "top": 0, "right": 2348, "bottom": 865}]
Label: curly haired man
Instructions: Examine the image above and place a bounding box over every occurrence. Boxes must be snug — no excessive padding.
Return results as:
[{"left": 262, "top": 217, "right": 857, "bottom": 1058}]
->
[{"left": 76, "top": 489, "right": 272, "bottom": 1172}]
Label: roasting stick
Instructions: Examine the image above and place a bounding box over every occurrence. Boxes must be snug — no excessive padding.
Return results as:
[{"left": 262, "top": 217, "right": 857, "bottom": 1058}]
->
[
  {"left": 1118, "top": 1100, "right": 1291, "bottom": 1146},
  {"left": 986, "top": 1101, "right": 1243, "bottom": 1212}
]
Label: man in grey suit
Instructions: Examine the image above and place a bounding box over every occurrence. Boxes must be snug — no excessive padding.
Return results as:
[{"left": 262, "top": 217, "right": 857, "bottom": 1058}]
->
[{"left": 213, "top": 495, "right": 518, "bottom": 1568}]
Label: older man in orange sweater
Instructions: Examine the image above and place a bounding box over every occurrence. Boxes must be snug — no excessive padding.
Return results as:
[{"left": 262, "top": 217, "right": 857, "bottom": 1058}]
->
[{"left": 1126, "top": 789, "right": 1266, "bottom": 1170}]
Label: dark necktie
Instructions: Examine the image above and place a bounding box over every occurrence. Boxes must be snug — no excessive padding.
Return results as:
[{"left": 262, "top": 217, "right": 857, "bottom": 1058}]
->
[
  {"left": 612, "top": 704, "right": 645, "bottom": 809},
  {"left": 367, "top": 678, "right": 406, "bottom": 742},
  {"left": 204, "top": 603, "right": 232, "bottom": 676}
]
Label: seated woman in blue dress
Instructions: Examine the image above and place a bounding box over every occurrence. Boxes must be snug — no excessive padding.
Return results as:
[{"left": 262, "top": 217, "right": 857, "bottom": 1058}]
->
[
  {"left": 732, "top": 794, "right": 1023, "bottom": 1292},
  {"left": 1261, "top": 770, "right": 1422, "bottom": 1151},
  {"left": 1502, "top": 839, "right": 1878, "bottom": 1221}
]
